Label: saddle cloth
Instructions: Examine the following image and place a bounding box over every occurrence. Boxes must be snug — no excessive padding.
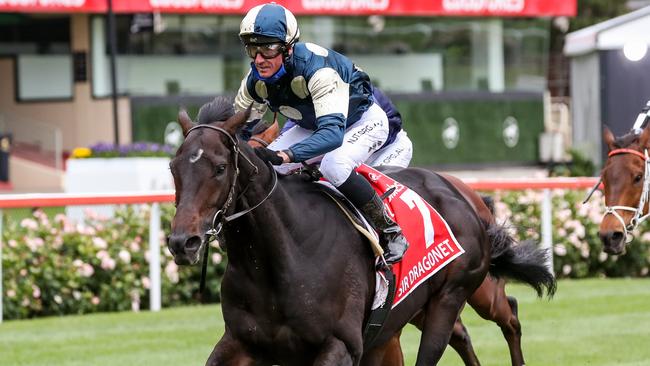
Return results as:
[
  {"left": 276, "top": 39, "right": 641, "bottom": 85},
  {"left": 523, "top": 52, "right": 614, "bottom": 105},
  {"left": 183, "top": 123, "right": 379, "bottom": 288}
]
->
[{"left": 356, "top": 165, "right": 465, "bottom": 308}]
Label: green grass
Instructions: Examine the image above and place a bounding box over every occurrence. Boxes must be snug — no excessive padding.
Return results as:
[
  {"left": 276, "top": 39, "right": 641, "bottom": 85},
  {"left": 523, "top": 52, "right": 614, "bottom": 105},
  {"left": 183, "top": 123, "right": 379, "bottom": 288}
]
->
[{"left": 1, "top": 278, "right": 649, "bottom": 365}]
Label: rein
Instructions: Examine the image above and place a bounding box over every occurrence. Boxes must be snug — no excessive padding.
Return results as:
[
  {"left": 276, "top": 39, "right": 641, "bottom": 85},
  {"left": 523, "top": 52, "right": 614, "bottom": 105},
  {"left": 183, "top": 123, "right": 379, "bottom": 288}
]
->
[
  {"left": 602, "top": 148, "right": 650, "bottom": 243},
  {"left": 185, "top": 124, "right": 278, "bottom": 293},
  {"left": 249, "top": 136, "right": 269, "bottom": 147}
]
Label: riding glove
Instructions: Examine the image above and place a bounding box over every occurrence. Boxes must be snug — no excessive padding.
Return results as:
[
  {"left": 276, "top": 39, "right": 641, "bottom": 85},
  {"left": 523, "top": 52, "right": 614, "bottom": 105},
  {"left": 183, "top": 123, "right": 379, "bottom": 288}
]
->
[{"left": 254, "top": 147, "right": 284, "bottom": 165}]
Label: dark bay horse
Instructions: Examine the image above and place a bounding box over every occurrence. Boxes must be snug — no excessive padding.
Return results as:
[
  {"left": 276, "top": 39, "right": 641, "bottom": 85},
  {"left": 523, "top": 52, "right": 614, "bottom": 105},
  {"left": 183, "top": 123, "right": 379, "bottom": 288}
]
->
[
  {"left": 249, "top": 120, "right": 551, "bottom": 366},
  {"left": 168, "top": 101, "right": 555, "bottom": 365},
  {"left": 599, "top": 126, "right": 650, "bottom": 254}
]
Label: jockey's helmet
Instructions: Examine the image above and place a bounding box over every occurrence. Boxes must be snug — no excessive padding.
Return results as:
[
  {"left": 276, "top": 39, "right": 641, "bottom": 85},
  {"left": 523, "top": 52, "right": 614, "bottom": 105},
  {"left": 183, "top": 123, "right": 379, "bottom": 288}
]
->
[{"left": 239, "top": 3, "right": 300, "bottom": 47}]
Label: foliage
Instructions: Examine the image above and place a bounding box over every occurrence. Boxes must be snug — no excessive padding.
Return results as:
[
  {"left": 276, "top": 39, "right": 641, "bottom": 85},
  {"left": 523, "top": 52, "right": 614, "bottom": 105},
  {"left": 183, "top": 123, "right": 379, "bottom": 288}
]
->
[
  {"left": 549, "top": 149, "right": 597, "bottom": 177},
  {"left": 493, "top": 189, "right": 650, "bottom": 279},
  {"left": 2, "top": 205, "right": 225, "bottom": 320},
  {"left": 3, "top": 186, "right": 650, "bottom": 320},
  {"left": 70, "top": 142, "right": 174, "bottom": 159}
]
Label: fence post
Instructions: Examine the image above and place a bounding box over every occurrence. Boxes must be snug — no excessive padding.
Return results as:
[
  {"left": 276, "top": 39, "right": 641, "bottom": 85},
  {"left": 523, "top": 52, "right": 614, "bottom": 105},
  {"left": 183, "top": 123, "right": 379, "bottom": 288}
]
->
[
  {"left": 541, "top": 189, "right": 554, "bottom": 275},
  {"left": 149, "top": 203, "right": 161, "bottom": 311}
]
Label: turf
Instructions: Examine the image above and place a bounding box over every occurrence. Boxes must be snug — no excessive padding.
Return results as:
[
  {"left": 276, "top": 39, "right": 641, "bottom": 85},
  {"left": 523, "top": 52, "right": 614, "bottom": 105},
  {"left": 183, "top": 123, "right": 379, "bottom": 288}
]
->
[{"left": 1, "top": 278, "right": 649, "bottom": 365}]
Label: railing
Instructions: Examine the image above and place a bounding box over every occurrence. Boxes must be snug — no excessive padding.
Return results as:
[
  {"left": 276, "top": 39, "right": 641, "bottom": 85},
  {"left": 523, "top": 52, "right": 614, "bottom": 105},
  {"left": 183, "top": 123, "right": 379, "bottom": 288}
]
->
[{"left": 0, "top": 177, "right": 601, "bottom": 323}]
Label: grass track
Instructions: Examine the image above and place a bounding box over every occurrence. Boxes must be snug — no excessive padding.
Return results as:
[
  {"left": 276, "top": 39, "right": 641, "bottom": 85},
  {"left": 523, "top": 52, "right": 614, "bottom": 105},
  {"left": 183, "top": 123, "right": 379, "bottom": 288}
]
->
[{"left": 1, "top": 278, "right": 649, "bottom": 365}]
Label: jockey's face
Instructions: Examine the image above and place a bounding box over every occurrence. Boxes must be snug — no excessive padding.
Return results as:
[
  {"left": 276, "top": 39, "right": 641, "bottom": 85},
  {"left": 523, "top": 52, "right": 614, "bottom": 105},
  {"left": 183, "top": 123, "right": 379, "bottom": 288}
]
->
[{"left": 253, "top": 50, "right": 284, "bottom": 78}]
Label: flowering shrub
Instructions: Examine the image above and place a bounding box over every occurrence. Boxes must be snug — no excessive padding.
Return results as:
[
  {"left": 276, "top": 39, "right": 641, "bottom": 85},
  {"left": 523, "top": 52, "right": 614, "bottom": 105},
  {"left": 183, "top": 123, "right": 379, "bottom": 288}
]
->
[
  {"left": 71, "top": 142, "right": 174, "bottom": 159},
  {"left": 493, "top": 189, "right": 650, "bottom": 279},
  {"left": 2, "top": 205, "right": 225, "bottom": 320},
  {"left": 3, "top": 188, "right": 650, "bottom": 320}
]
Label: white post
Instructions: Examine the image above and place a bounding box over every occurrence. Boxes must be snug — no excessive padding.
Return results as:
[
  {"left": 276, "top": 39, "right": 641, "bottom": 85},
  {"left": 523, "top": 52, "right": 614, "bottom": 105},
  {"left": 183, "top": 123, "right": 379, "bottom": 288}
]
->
[
  {"left": 149, "top": 203, "right": 161, "bottom": 311},
  {"left": 0, "top": 209, "right": 3, "bottom": 323},
  {"left": 541, "top": 189, "right": 554, "bottom": 275}
]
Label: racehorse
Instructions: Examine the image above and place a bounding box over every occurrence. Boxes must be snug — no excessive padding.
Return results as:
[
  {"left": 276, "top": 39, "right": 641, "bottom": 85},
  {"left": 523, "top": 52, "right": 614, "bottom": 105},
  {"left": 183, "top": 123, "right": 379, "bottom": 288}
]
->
[
  {"left": 167, "top": 98, "right": 555, "bottom": 365},
  {"left": 249, "top": 119, "right": 551, "bottom": 366},
  {"left": 599, "top": 126, "right": 650, "bottom": 254}
]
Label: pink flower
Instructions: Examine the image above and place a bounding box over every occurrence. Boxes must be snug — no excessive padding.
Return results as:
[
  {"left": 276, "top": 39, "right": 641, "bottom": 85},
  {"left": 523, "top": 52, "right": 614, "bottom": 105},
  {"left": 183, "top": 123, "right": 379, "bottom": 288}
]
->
[
  {"left": 562, "top": 264, "right": 572, "bottom": 275},
  {"left": 25, "top": 237, "right": 44, "bottom": 252},
  {"left": 91, "top": 296, "right": 100, "bottom": 305},
  {"left": 79, "top": 263, "right": 94, "bottom": 277},
  {"left": 32, "top": 285, "right": 41, "bottom": 299},
  {"left": 96, "top": 250, "right": 109, "bottom": 260},
  {"left": 100, "top": 257, "right": 116, "bottom": 270},
  {"left": 20, "top": 218, "right": 38, "bottom": 230},
  {"left": 165, "top": 262, "right": 179, "bottom": 283},
  {"left": 129, "top": 241, "right": 141, "bottom": 252},
  {"left": 8, "top": 239, "right": 17, "bottom": 248},
  {"left": 92, "top": 237, "right": 108, "bottom": 249},
  {"left": 553, "top": 244, "right": 567, "bottom": 256},
  {"left": 119, "top": 250, "right": 131, "bottom": 264},
  {"left": 211, "top": 253, "right": 222, "bottom": 265},
  {"left": 142, "top": 276, "right": 151, "bottom": 289},
  {"left": 54, "top": 214, "right": 67, "bottom": 224},
  {"left": 7, "top": 289, "right": 16, "bottom": 298}
]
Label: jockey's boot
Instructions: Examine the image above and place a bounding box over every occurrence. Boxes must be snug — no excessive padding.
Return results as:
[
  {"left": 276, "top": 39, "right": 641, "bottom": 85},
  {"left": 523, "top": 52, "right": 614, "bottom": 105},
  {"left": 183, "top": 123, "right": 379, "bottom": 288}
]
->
[{"left": 360, "top": 192, "right": 409, "bottom": 264}]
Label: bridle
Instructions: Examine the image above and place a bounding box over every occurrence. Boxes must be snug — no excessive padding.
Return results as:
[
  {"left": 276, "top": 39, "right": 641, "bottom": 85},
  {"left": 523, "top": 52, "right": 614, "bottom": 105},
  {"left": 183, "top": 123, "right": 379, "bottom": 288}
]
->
[
  {"left": 185, "top": 124, "right": 278, "bottom": 291},
  {"left": 602, "top": 148, "right": 650, "bottom": 243}
]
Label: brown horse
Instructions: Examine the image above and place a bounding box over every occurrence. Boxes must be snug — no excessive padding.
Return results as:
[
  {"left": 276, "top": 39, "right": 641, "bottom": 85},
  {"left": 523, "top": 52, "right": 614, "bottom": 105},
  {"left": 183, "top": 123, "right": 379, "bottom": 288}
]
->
[
  {"left": 599, "top": 126, "right": 650, "bottom": 254},
  {"left": 168, "top": 98, "right": 555, "bottom": 365},
  {"left": 249, "top": 120, "right": 545, "bottom": 366}
]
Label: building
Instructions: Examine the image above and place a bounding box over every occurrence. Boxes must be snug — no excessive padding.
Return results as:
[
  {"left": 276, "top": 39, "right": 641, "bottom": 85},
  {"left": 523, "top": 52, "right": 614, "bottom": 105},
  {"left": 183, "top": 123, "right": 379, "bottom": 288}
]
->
[
  {"left": 0, "top": 0, "right": 576, "bottom": 190},
  {"left": 564, "top": 5, "right": 650, "bottom": 167}
]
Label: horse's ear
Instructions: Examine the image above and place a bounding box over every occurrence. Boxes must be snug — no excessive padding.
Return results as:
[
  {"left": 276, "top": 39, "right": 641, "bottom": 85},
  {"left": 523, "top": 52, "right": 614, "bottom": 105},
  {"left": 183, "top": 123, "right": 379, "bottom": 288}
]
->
[
  {"left": 222, "top": 105, "right": 252, "bottom": 136},
  {"left": 603, "top": 127, "right": 616, "bottom": 151},
  {"left": 178, "top": 109, "right": 194, "bottom": 136},
  {"left": 639, "top": 127, "right": 650, "bottom": 149}
]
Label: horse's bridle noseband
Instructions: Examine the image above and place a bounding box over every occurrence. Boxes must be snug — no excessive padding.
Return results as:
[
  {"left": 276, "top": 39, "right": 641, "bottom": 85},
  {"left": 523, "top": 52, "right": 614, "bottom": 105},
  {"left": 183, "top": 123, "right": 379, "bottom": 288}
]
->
[
  {"left": 602, "top": 148, "right": 650, "bottom": 243},
  {"left": 185, "top": 124, "right": 278, "bottom": 292}
]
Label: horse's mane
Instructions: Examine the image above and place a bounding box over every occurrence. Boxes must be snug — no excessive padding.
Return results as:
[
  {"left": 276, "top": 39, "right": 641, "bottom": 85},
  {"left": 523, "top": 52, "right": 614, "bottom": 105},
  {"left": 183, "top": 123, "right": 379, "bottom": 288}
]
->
[
  {"left": 613, "top": 131, "right": 640, "bottom": 149},
  {"left": 197, "top": 96, "right": 235, "bottom": 124}
]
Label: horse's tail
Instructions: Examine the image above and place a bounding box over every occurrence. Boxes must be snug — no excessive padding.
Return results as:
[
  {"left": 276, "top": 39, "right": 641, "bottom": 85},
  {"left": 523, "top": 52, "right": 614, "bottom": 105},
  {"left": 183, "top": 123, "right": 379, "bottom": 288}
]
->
[{"left": 485, "top": 222, "right": 557, "bottom": 298}]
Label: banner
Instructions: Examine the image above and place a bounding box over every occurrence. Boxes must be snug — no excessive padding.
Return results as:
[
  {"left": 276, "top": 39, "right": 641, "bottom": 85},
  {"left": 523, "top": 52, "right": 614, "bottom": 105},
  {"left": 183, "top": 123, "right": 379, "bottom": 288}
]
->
[{"left": 0, "top": 0, "right": 576, "bottom": 16}]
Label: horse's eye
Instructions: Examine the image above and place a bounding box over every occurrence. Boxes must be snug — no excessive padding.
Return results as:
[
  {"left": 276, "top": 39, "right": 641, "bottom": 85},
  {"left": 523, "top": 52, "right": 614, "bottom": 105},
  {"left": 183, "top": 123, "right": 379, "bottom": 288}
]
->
[
  {"left": 634, "top": 174, "right": 643, "bottom": 183},
  {"left": 214, "top": 164, "right": 227, "bottom": 176}
]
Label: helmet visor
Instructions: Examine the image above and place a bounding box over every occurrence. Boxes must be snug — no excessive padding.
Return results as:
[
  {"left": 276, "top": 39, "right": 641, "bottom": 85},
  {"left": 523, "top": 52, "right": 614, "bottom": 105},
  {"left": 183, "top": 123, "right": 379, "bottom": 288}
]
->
[{"left": 245, "top": 43, "right": 285, "bottom": 59}]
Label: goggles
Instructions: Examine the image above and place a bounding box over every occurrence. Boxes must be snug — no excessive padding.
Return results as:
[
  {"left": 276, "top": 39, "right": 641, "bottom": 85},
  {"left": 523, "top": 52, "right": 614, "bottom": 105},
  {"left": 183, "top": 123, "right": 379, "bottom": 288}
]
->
[{"left": 245, "top": 43, "right": 285, "bottom": 59}]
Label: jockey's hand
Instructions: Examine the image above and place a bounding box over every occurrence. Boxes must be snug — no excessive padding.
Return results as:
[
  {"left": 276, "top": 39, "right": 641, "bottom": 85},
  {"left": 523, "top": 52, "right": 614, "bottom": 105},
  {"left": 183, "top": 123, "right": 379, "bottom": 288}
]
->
[{"left": 254, "top": 147, "right": 284, "bottom": 165}]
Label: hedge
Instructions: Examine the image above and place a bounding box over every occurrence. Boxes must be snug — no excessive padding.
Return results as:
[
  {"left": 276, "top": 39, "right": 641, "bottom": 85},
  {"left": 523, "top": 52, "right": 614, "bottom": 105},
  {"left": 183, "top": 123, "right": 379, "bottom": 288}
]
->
[{"left": 2, "top": 188, "right": 648, "bottom": 320}]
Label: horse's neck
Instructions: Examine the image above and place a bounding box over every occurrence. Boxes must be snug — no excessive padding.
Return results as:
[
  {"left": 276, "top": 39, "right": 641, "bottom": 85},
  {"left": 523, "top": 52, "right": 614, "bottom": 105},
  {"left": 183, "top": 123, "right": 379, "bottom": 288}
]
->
[{"left": 223, "top": 160, "right": 296, "bottom": 273}]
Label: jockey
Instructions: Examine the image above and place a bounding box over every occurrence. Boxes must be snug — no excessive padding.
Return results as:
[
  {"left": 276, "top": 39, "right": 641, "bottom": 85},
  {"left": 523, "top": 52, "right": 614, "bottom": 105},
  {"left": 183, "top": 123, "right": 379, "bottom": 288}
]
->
[{"left": 234, "top": 2, "right": 409, "bottom": 264}]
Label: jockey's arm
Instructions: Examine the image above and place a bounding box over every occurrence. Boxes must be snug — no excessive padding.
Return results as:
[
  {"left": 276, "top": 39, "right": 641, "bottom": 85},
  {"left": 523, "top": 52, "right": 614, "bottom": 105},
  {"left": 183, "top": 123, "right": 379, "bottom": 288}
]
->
[
  {"left": 286, "top": 68, "right": 349, "bottom": 162},
  {"left": 234, "top": 74, "right": 268, "bottom": 139}
]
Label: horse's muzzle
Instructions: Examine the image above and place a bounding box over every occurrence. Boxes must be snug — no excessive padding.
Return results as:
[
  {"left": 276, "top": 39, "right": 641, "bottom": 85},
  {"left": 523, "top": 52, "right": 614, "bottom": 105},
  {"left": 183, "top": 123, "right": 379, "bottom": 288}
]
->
[
  {"left": 599, "top": 230, "right": 625, "bottom": 255},
  {"left": 167, "top": 233, "right": 203, "bottom": 265}
]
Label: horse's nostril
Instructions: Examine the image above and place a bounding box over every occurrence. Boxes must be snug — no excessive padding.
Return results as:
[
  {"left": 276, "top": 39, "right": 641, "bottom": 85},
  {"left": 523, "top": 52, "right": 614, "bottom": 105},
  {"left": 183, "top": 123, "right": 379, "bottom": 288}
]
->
[
  {"left": 610, "top": 231, "right": 624, "bottom": 242},
  {"left": 185, "top": 236, "right": 202, "bottom": 252}
]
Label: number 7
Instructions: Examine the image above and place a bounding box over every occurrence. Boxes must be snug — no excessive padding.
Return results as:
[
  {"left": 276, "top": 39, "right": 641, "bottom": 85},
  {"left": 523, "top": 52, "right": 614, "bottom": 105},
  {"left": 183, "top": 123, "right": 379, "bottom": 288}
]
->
[{"left": 399, "top": 189, "right": 435, "bottom": 248}]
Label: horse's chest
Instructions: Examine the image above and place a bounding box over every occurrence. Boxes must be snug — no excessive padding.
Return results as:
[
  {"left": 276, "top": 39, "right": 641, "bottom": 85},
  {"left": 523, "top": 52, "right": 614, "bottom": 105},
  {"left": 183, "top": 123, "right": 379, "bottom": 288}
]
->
[{"left": 223, "top": 280, "right": 325, "bottom": 351}]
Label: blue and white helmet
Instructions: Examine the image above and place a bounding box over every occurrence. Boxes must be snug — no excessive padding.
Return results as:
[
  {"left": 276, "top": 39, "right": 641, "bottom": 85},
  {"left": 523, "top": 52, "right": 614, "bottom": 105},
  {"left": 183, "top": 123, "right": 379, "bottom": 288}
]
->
[{"left": 239, "top": 3, "right": 300, "bottom": 45}]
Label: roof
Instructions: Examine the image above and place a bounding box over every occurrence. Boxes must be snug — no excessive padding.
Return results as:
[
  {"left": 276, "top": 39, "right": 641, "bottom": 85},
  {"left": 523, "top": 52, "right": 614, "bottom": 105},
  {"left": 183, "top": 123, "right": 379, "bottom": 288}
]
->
[{"left": 564, "top": 5, "right": 650, "bottom": 56}]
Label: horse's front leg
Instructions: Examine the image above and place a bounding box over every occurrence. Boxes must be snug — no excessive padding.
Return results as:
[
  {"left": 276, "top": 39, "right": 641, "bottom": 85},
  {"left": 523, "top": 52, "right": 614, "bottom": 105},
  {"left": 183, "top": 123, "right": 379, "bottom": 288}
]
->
[
  {"left": 415, "top": 292, "right": 468, "bottom": 365},
  {"left": 313, "top": 336, "right": 360, "bottom": 366},
  {"left": 205, "top": 330, "right": 255, "bottom": 366}
]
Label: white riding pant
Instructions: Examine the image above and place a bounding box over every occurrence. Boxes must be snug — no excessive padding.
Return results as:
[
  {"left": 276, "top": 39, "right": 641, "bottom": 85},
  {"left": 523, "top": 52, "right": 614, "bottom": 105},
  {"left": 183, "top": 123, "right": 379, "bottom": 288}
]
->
[
  {"left": 366, "top": 130, "right": 413, "bottom": 168},
  {"left": 268, "top": 103, "right": 389, "bottom": 186}
]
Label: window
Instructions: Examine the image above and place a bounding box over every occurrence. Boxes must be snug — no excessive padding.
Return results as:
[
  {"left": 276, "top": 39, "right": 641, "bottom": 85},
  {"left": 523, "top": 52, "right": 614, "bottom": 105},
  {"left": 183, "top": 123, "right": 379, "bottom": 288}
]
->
[{"left": 0, "top": 14, "right": 72, "bottom": 101}]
